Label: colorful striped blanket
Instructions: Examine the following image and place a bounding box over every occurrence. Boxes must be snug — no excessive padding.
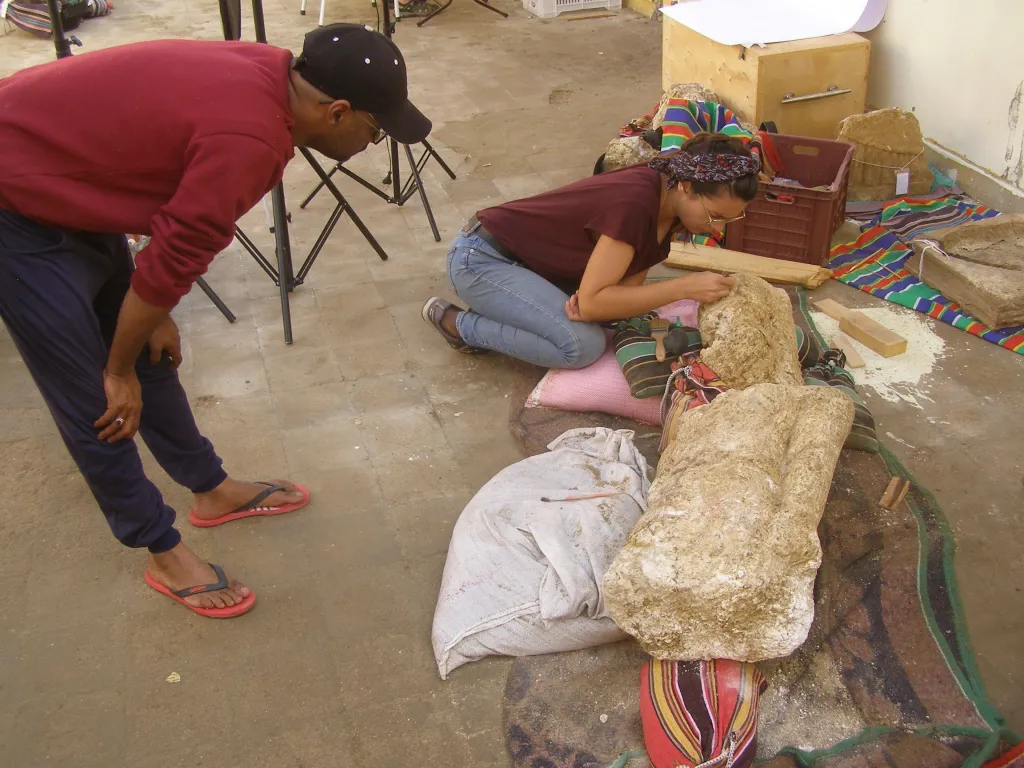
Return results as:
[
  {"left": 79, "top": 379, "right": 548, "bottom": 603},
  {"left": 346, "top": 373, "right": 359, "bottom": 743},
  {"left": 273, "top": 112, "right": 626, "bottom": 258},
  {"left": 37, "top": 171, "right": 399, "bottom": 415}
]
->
[
  {"left": 659, "top": 100, "right": 753, "bottom": 152},
  {"left": 827, "top": 197, "right": 1024, "bottom": 356}
]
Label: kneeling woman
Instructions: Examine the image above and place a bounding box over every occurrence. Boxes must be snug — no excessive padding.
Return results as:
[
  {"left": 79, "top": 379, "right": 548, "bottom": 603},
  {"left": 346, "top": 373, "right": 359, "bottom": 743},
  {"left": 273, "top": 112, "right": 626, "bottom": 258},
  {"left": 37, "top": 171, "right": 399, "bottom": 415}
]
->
[{"left": 422, "top": 133, "right": 760, "bottom": 369}]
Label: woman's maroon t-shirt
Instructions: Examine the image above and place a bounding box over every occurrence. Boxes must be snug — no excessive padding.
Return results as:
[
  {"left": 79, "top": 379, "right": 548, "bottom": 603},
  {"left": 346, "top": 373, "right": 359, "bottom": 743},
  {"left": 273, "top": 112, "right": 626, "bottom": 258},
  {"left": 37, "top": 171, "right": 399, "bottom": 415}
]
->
[{"left": 476, "top": 166, "right": 668, "bottom": 290}]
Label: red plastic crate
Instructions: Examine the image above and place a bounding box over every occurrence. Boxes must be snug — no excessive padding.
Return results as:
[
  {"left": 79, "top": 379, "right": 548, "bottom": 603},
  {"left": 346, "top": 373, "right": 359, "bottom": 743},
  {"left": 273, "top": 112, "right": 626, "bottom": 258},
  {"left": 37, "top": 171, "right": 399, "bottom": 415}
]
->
[{"left": 725, "top": 134, "right": 854, "bottom": 266}]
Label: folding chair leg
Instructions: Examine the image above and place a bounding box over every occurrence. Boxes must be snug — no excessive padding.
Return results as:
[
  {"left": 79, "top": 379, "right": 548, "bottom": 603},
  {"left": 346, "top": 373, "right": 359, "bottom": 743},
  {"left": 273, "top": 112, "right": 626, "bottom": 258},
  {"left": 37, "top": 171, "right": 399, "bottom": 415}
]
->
[
  {"left": 318, "top": 0, "right": 325, "bottom": 25},
  {"left": 262, "top": 194, "right": 274, "bottom": 231}
]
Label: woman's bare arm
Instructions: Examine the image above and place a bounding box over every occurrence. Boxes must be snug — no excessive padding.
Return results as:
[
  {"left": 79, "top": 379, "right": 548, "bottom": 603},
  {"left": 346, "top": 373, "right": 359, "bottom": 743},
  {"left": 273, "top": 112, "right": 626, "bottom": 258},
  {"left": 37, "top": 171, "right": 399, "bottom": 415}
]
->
[{"left": 572, "top": 235, "right": 733, "bottom": 322}]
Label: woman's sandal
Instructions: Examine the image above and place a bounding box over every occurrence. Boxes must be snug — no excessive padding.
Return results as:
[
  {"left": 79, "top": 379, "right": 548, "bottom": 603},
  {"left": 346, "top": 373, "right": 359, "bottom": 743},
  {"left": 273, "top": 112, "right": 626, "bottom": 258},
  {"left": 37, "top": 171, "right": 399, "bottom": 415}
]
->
[{"left": 422, "top": 297, "right": 489, "bottom": 355}]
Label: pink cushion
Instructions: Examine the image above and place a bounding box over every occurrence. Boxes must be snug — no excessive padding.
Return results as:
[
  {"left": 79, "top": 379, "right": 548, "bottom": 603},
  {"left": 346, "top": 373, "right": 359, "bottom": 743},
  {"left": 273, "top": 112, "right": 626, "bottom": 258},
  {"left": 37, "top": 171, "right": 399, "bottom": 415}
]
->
[{"left": 525, "top": 300, "right": 699, "bottom": 426}]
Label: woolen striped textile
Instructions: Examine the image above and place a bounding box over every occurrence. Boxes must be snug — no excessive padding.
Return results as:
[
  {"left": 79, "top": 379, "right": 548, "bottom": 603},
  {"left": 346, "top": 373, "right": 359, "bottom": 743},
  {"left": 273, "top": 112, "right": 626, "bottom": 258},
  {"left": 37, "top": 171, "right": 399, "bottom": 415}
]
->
[
  {"left": 641, "top": 658, "right": 767, "bottom": 768},
  {"left": 613, "top": 319, "right": 703, "bottom": 399},
  {"left": 828, "top": 197, "right": 1024, "bottom": 356},
  {"left": 803, "top": 353, "right": 879, "bottom": 453}
]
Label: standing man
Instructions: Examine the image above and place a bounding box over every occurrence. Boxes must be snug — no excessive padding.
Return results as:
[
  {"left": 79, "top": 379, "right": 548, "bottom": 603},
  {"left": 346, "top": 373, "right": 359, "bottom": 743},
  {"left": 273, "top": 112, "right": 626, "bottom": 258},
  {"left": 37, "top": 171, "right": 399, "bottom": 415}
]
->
[{"left": 0, "top": 24, "right": 430, "bottom": 618}]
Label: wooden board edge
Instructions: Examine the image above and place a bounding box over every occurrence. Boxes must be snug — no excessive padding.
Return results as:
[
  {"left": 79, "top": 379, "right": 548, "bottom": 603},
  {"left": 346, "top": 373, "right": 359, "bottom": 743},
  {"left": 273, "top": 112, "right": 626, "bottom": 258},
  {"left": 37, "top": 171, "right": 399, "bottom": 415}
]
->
[{"left": 666, "top": 243, "right": 832, "bottom": 289}]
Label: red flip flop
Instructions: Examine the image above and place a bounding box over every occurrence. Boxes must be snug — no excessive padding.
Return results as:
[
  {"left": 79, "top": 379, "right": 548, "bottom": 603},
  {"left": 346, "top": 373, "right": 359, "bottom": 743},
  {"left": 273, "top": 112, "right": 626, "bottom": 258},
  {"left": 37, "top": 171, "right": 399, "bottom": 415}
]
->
[
  {"left": 144, "top": 564, "right": 256, "bottom": 618},
  {"left": 188, "top": 482, "right": 311, "bottom": 528}
]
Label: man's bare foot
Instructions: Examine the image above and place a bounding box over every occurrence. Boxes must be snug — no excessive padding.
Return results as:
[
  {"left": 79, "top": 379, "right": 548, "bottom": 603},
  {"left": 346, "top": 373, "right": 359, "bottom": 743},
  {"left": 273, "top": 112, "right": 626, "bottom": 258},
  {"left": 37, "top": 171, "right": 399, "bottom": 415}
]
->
[
  {"left": 147, "top": 543, "right": 250, "bottom": 610},
  {"left": 191, "top": 477, "right": 305, "bottom": 522}
]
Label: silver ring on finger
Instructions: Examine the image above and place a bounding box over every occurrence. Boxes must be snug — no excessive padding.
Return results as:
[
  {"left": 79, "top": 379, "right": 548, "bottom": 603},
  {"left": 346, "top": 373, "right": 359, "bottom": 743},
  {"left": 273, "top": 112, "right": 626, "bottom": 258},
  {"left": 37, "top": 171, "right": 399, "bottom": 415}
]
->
[{"left": 115, "top": 417, "right": 125, "bottom": 427}]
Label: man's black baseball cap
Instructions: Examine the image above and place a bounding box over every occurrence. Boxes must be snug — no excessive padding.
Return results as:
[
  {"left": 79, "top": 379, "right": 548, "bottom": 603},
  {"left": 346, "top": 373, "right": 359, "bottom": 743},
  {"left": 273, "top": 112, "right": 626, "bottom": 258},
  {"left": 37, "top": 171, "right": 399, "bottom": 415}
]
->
[{"left": 294, "top": 23, "right": 431, "bottom": 145}]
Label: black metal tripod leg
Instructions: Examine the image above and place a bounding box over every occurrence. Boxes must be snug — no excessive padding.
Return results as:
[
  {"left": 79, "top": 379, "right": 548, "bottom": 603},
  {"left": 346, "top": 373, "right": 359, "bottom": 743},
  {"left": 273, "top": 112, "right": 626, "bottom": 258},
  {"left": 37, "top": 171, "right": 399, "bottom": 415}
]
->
[
  {"left": 195, "top": 277, "right": 237, "bottom": 323},
  {"left": 422, "top": 139, "right": 457, "bottom": 180},
  {"left": 404, "top": 143, "right": 441, "bottom": 242},
  {"left": 270, "top": 183, "right": 294, "bottom": 344},
  {"left": 345, "top": 204, "right": 390, "bottom": 262},
  {"left": 299, "top": 165, "right": 340, "bottom": 209},
  {"left": 301, "top": 148, "right": 390, "bottom": 262},
  {"left": 417, "top": 0, "right": 453, "bottom": 26},
  {"left": 472, "top": 0, "right": 508, "bottom": 15}
]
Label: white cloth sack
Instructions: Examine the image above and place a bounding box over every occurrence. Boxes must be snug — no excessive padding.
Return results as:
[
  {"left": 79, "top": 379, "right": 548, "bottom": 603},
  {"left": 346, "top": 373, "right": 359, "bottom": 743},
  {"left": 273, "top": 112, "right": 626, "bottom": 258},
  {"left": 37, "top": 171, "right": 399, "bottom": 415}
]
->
[{"left": 431, "top": 427, "right": 651, "bottom": 679}]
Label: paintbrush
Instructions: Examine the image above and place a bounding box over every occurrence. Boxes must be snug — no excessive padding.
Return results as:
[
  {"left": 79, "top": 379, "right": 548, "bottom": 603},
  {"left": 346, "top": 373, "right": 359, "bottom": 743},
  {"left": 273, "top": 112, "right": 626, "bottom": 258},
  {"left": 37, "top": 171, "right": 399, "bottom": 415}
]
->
[
  {"left": 649, "top": 317, "right": 670, "bottom": 362},
  {"left": 540, "top": 491, "right": 627, "bottom": 503}
]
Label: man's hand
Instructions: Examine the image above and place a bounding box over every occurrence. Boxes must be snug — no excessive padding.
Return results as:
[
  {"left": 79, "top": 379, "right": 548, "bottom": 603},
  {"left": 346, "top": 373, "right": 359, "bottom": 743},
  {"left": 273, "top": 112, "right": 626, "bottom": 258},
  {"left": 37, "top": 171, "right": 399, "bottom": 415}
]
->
[
  {"left": 95, "top": 370, "right": 143, "bottom": 442},
  {"left": 147, "top": 316, "right": 183, "bottom": 369},
  {"left": 681, "top": 272, "right": 736, "bottom": 304}
]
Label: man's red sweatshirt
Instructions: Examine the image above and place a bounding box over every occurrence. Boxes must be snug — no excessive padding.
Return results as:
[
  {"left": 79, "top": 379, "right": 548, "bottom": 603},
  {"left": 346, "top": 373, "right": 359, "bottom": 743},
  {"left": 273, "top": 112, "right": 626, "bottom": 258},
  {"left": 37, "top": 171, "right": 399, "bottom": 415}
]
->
[{"left": 0, "top": 39, "right": 296, "bottom": 308}]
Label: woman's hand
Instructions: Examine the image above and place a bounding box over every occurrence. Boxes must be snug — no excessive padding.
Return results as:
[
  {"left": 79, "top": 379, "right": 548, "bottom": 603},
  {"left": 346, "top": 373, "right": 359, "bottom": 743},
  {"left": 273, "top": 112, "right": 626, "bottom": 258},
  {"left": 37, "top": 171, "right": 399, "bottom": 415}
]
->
[
  {"left": 681, "top": 272, "right": 736, "bottom": 303},
  {"left": 95, "top": 370, "right": 143, "bottom": 443},
  {"left": 565, "top": 292, "right": 584, "bottom": 322}
]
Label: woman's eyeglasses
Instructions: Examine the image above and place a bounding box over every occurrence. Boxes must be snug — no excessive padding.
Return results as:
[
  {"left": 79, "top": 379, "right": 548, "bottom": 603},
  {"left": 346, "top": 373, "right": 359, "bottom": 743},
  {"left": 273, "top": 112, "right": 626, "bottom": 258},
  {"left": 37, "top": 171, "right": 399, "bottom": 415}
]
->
[{"left": 698, "top": 195, "right": 746, "bottom": 227}]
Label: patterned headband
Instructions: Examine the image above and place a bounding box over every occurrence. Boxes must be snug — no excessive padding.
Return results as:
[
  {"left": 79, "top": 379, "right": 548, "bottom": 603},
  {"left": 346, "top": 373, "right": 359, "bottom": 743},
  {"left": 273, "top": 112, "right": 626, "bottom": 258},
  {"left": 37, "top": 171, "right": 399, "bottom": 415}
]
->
[{"left": 648, "top": 151, "right": 761, "bottom": 187}]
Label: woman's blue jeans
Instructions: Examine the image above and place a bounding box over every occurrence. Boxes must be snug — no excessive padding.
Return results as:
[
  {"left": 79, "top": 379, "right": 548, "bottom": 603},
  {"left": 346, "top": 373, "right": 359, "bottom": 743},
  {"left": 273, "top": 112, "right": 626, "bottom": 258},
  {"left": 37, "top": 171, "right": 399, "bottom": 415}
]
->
[{"left": 446, "top": 231, "right": 607, "bottom": 369}]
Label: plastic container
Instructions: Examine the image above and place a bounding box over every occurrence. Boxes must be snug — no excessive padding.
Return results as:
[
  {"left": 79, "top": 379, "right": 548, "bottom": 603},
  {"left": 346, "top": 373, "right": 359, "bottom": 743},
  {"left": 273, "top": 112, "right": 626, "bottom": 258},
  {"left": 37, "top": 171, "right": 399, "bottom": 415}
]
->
[
  {"left": 725, "top": 134, "right": 854, "bottom": 266},
  {"left": 522, "top": 0, "right": 621, "bottom": 19}
]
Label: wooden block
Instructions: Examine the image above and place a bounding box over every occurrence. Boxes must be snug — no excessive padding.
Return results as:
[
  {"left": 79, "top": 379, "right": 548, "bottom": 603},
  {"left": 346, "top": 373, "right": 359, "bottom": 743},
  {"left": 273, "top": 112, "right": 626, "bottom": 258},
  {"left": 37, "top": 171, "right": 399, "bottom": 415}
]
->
[
  {"left": 813, "top": 298, "right": 855, "bottom": 322},
  {"left": 832, "top": 333, "right": 865, "bottom": 368},
  {"left": 839, "top": 312, "right": 907, "bottom": 357},
  {"left": 667, "top": 242, "right": 832, "bottom": 289},
  {"left": 879, "top": 477, "right": 911, "bottom": 511}
]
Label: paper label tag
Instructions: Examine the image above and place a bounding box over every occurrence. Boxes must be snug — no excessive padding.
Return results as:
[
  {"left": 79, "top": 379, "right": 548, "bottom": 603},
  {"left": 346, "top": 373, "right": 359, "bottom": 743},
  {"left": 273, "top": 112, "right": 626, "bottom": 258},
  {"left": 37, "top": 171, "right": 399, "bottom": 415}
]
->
[
  {"left": 0, "top": 0, "right": 10, "bottom": 20},
  {"left": 895, "top": 171, "right": 910, "bottom": 196}
]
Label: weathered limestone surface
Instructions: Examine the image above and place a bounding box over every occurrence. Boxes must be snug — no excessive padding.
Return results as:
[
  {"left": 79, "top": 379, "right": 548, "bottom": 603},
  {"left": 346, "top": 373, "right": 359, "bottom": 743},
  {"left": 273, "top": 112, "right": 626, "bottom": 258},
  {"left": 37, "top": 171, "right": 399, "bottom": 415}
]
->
[
  {"left": 602, "top": 135, "right": 659, "bottom": 172},
  {"left": 929, "top": 214, "right": 1024, "bottom": 270},
  {"left": 838, "top": 108, "right": 932, "bottom": 202},
  {"left": 603, "top": 383, "right": 854, "bottom": 661},
  {"left": 909, "top": 215, "right": 1024, "bottom": 329},
  {"left": 698, "top": 274, "right": 803, "bottom": 390}
]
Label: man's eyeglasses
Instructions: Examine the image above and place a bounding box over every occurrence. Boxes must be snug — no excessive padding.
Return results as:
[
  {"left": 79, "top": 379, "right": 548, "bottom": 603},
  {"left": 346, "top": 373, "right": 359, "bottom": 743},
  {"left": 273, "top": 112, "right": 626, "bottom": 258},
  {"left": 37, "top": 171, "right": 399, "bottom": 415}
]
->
[
  {"left": 317, "top": 99, "right": 387, "bottom": 144},
  {"left": 357, "top": 113, "right": 387, "bottom": 145},
  {"left": 698, "top": 195, "right": 746, "bottom": 227}
]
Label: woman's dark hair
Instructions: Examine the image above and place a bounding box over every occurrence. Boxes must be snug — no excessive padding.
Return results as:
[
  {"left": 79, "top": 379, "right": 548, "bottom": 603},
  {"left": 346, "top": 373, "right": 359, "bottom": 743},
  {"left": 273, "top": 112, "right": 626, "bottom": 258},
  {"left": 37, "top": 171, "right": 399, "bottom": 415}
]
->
[{"left": 662, "top": 131, "right": 760, "bottom": 202}]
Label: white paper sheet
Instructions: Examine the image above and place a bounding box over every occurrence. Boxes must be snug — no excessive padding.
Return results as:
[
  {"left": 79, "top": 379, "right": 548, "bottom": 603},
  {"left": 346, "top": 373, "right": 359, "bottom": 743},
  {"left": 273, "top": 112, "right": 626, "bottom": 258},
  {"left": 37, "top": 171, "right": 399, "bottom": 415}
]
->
[
  {"left": 660, "top": 0, "right": 887, "bottom": 47},
  {"left": 851, "top": 0, "right": 887, "bottom": 32}
]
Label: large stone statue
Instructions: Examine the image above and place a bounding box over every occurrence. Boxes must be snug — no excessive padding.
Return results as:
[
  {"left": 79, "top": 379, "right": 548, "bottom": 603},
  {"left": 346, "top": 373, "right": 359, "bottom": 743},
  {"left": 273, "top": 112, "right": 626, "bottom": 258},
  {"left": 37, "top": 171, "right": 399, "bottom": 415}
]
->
[
  {"left": 603, "top": 274, "right": 853, "bottom": 661},
  {"left": 603, "top": 383, "right": 853, "bottom": 661},
  {"left": 698, "top": 274, "right": 803, "bottom": 390}
]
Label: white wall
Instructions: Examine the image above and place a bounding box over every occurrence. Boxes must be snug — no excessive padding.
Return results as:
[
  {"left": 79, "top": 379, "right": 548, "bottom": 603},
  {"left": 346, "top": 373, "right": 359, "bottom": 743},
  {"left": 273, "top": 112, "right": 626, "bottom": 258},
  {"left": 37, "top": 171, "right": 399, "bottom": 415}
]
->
[{"left": 863, "top": 0, "right": 1024, "bottom": 191}]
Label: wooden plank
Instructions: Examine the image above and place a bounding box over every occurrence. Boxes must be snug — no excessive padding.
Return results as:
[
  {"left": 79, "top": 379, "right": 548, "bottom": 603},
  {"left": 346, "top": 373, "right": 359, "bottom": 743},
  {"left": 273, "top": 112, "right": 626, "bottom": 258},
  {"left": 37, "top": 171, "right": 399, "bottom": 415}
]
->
[
  {"left": 667, "top": 242, "right": 832, "bottom": 288},
  {"left": 832, "top": 333, "right": 866, "bottom": 368},
  {"left": 839, "top": 313, "right": 907, "bottom": 357},
  {"left": 813, "top": 298, "right": 855, "bottom": 322},
  {"left": 879, "top": 477, "right": 911, "bottom": 511},
  {"left": 565, "top": 11, "right": 616, "bottom": 20}
]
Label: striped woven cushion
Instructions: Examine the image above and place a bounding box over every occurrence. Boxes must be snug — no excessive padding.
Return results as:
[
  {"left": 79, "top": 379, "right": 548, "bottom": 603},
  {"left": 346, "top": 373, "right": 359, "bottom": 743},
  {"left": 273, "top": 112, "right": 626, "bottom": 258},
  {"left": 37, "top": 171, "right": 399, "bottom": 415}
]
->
[
  {"left": 794, "top": 325, "right": 824, "bottom": 369},
  {"left": 640, "top": 659, "right": 766, "bottom": 768},
  {"left": 803, "top": 356, "right": 879, "bottom": 452},
  {"left": 613, "top": 318, "right": 702, "bottom": 399}
]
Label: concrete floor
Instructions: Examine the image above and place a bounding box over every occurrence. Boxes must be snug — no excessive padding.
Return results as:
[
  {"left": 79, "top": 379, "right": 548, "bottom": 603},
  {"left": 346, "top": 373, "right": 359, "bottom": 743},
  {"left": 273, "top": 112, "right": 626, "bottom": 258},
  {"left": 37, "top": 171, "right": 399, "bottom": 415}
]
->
[{"left": 0, "top": 1, "right": 1021, "bottom": 765}]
